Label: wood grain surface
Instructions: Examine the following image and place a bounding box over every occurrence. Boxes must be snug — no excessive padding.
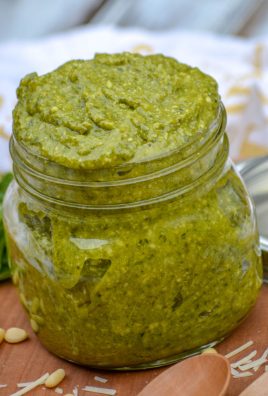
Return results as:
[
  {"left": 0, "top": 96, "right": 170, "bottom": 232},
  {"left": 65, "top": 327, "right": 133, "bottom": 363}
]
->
[{"left": 0, "top": 281, "right": 267, "bottom": 396}]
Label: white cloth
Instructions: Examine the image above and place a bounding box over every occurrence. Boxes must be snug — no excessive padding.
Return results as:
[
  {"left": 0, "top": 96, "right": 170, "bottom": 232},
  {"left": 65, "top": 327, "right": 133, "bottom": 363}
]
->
[{"left": 1, "top": 25, "right": 268, "bottom": 173}]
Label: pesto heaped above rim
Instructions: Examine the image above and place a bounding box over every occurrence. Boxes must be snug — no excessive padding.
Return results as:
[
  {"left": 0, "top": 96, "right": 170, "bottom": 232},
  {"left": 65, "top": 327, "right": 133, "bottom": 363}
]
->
[{"left": 13, "top": 53, "right": 220, "bottom": 170}]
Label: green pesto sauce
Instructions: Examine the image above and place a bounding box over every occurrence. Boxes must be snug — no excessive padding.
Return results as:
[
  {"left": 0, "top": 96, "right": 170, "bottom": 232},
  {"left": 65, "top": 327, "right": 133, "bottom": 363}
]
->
[
  {"left": 4, "top": 166, "right": 262, "bottom": 368},
  {"left": 13, "top": 53, "right": 219, "bottom": 170},
  {"left": 4, "top": 53, "right": 262, "bottom": 369}
]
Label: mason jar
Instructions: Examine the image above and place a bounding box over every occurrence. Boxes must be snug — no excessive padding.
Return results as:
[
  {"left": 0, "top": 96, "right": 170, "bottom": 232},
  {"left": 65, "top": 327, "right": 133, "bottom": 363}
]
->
[{"left": 3, "top": 100, "right": 262, "bottom": 369}]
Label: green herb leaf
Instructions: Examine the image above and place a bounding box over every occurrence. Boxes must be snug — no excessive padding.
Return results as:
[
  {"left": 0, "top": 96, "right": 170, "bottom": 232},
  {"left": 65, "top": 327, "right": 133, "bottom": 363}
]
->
[{"left": 0, "top": 173, "right": 13, "bottom": 281}]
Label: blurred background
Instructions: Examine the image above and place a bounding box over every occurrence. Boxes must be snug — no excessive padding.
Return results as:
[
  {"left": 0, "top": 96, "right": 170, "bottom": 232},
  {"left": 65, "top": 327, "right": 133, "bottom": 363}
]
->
[{"left": 1, "top": 0, "right": 268, "bottom": 42}]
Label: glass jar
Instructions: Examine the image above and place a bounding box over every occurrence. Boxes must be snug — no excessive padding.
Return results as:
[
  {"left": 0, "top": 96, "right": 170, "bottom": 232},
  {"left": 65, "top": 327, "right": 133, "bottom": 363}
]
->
[{"left": 3, "top": 103, "right": 262, "bottom": 369}]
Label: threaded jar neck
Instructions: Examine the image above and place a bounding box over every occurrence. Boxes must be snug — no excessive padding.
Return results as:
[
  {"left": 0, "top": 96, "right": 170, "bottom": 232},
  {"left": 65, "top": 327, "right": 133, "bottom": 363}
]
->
[{"left": 10, "top": 103, "right": 228, "bottom": 210}]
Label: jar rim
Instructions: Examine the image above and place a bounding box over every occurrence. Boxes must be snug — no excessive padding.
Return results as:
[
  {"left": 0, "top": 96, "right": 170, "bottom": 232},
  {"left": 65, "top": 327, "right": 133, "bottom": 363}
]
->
[
  {"left": 11, "top": 102, "right": 225, "bottom": 186},
  {"left": 10, "top": 102, "right": 228, "bottom": 210}
]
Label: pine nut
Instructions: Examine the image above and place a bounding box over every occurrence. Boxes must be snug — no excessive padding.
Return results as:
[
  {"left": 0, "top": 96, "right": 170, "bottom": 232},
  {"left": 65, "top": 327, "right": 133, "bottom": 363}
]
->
[
  {"left": 31, "top": 297, "right": 40, "bottom": 314},
  {"left": 5, "top": 327, "right": 28, "bottom": 343},
  {"left": 32, "top": 314, "right": 44, "bottom": 325},
  {"left": 202, "top": 347, "right": 217, "bottom": 354},
  {"left": 12, "top": 270, "right": 19, "bottom": 285},
  {"left": 19, "top": 293, "right": 29, "bottom": 310},
  {"left": 30, "top": 318, "right": 39, "bottom": 333},
  {"left": 0, "top": 328, "right": 5, "bottom": 344},
  {"left": 45, "top": 369, "right": 65, "bottom": 388},
  {"left": 40, "top": 299, "right": 46, "bottom": 314}
]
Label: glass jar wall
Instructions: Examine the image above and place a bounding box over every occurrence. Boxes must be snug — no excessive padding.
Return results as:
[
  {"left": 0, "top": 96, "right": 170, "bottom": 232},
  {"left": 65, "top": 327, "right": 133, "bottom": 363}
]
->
[{"left": 3, "top": 103, "right": 262, "bottom": 369}]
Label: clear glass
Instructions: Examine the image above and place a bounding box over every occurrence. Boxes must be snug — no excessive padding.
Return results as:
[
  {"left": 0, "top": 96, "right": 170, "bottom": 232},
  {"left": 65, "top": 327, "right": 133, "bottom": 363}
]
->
[
  {"left": 3, "top": 103, "right": 262, "bottom": 369},
  {"left": 237, "top": 155, "right": 268, "bottom": 282}
]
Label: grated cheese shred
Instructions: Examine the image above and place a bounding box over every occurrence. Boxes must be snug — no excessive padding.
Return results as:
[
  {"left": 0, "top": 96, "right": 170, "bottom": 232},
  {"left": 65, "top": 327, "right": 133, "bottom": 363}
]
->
[
  {"left": 17, "top": 382, "right": 34, "bottom": 388},
  {"left": 231, "top": 367, "right": 240, "bottom": 376},
  {"left": 253, "top": 348, "right": 268, "bottom": 372},
  {"left": 225, "top": 340, "right": 254, "bottom": 359},
  {"left": 10, "top": 373, "right": 49, "bottom": 396},
  {"left": 82, "top": 385, "right": 116, "bottom": 395},
  {"left": 231, "top": 350, "right": 257, "bottom": 368},
  {"left": 239, "top": 357, "right": 268, "bottom": 371},
  {"left": 233, "top": 371, "right": 253, "bottom": 378},
  {"left": 259, "top": 347, "right": 268, "bottom": 361},
  {"left": 94, "top": 376, "right": 108, "bottom": 384}
]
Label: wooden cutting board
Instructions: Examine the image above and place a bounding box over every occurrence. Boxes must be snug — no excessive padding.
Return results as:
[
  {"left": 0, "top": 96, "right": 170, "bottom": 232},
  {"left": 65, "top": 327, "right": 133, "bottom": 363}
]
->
[{"left": 0, "top": 281, "right": 267, "bottom": 396}]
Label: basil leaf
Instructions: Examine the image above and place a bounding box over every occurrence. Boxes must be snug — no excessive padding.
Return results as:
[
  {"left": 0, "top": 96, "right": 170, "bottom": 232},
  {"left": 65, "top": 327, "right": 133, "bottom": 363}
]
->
[{"left": 0, "top": 173, "right": 13, "bottom": 281}]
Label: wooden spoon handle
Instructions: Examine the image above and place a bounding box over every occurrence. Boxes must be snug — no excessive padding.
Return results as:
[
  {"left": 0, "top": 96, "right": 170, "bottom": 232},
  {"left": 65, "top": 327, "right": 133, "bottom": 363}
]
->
[{"left": 239, "top": 372, "right": 268, "bottom": 396}]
